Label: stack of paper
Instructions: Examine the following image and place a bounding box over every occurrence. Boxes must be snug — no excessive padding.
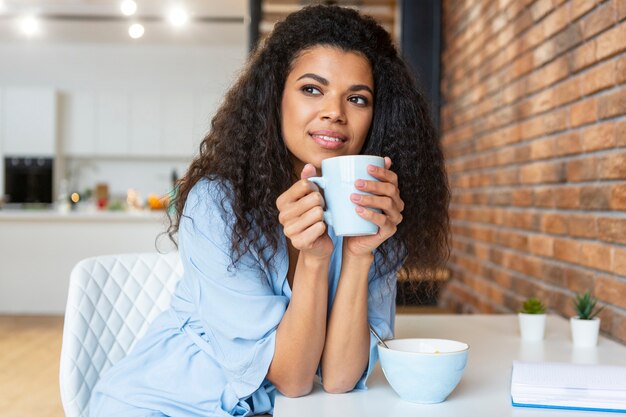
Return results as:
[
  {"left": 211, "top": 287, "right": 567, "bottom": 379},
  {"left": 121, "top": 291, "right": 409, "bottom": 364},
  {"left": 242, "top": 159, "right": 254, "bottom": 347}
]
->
[{"left": 511, "top": 361, "right": 626, "bottom": 413}]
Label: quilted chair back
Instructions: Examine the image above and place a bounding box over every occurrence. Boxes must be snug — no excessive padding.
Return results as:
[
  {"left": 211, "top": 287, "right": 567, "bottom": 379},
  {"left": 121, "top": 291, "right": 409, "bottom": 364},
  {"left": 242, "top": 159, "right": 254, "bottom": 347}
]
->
[{"left": 59, "top": 252, "right": 184, "bottom": 417}]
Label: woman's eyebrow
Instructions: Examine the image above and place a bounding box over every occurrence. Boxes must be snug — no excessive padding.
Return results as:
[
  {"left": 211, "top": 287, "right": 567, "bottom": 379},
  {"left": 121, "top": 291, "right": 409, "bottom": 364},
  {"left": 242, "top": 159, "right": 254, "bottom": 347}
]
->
[
  {"left": 296, "top": 73, "right": 374, "bottom": 96},
  {"left": 348, "top": 84, "right": 374, "bottom": 96},
  {"left": 297, "top": 73, "right": 329, "bottom": 85}
]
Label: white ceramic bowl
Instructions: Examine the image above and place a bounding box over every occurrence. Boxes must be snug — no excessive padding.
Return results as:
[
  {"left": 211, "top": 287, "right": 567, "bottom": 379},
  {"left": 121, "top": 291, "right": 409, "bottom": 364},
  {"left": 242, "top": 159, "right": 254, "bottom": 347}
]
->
[{"left": 377, "top": 338, "right": 469, "bottom": 404}]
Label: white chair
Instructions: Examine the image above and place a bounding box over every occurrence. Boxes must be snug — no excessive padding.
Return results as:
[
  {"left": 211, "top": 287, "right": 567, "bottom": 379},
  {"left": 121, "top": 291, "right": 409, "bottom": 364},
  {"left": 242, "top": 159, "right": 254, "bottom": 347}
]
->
[{"left": 59, "top": 252, "right": 184, "bottom": 417}]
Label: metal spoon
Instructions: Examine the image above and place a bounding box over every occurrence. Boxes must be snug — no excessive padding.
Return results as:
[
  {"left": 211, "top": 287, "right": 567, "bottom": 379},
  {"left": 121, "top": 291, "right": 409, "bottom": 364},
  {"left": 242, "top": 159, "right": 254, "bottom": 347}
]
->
[{"left": 369, "top": 325, "right": 389, "bottom": 349}]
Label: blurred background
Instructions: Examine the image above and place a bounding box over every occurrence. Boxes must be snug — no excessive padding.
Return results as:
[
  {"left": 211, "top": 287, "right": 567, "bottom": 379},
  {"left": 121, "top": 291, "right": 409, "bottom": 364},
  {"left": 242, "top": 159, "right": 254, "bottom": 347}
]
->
[{"left": 0, "top": 0, "right": 624, "bottom": 414}]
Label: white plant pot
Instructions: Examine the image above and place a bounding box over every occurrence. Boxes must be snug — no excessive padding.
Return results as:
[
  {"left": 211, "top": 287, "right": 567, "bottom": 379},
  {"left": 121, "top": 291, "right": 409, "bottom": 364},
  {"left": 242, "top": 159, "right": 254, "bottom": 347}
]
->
[
  {"left": 518, "top": 313, "right": 546, "bottom": 341},
  {"left": 570, "top": 316, "right": 600, "bottom": 347}
]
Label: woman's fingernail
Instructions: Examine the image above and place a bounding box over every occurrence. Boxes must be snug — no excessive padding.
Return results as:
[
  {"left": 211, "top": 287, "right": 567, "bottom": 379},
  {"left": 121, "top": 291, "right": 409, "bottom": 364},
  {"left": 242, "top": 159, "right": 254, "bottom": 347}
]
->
[
  {"left": 368, "top": 165, "right": 376, "bottom": 173},
  {"left": 351, "top": 193, "right": 362, "bottom": 202},
  {"left": 356, "top": 206, "right": 364, "bottom": 213},
  {"left": 356, "top": 180, "right": 365, "bottom": 188}
]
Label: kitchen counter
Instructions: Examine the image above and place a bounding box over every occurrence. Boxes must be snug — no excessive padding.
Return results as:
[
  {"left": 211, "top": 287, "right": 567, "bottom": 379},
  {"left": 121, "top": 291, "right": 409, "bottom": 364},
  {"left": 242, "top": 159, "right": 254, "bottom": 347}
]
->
[
  {"left": 0, "top": 207, "right": 167, "bottom": 222},
  {"left": 1, "top": 207, "right": 176, "bottom": 314}
]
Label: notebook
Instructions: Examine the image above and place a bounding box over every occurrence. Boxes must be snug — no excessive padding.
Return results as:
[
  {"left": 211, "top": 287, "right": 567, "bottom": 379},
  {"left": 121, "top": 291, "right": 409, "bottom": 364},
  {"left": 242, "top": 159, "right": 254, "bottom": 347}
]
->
[{"left": 511, "top": 361, "right": 626, "bottom": 413}]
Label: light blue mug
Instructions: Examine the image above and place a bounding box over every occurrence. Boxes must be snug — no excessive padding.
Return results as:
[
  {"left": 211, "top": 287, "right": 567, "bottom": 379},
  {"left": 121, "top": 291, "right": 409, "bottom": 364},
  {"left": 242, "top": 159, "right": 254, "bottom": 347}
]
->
[{"left": 308, "top": 155, "right": 385, "bottom": 236}]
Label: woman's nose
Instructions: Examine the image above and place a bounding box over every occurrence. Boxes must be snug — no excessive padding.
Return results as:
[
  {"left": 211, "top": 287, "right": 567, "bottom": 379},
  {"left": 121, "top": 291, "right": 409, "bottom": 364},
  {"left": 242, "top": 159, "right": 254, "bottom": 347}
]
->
[{"left": 320, "top": 96, "right": 346, "bottom": 123}]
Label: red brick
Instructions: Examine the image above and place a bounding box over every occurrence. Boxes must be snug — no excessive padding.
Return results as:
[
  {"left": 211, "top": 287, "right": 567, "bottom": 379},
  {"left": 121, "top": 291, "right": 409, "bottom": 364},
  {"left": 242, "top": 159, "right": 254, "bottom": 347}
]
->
[
  {"left": 553, "top": 78, "right": 582, "bottom": 107},
  {"left": 528, "top": 234, "right": 554, "bottom": 257},
  {"left": 530, "top": 0, "right": 555, "bottom": 21},
  {"left": 613, "top": 247, "right": 626, "bottom": 275},
  {"left": 617, "top": 55, "right": 626, "bottom": 85},
  {"left": 543, "top": 4, "right": 571, "bottom": 39},
  {"left": 512, "top": 189, "right": 533, "bottom": 206},
  {"left": 598, "top": 218, "right": 626, "bottom": 245},
  {"left": 596, "top": 23, "right": 626, "bottom": 60},
  {"left": 580, "top": 1, "right": 617, "bottom": 39},
  {"left": 520, "top": 161, "right": 565, "bottom": 184},
  {"left": 610, "top": 184, "right": 626, "bottom": 210},
  {"left": 568, "top": 214, "right": 598, "bottom": 239},
  {"left": 580, "top": 60, "right": 616, "bottom": 96},
  {"left": 542, "top": 109, "right": 568, "bottom": 135},
  {"left": 554, "top": 238, "right": 582, "bottom": 263},
  {"left": 542, "top": 213, "right": 568, "bottom": 234},
  {"left": 534, "top": 188, "right": 555, "bottom": 207},
  {"left": 569, "top": 98, "right": 597, "bottom": 128},
  {"left": 598, "top": 306, "right": 614, "bottom": 334},
  {"left": 553, "top": 186, "right": 580, "bottom": 208},
  {"left": 565, "top": 268, "right": 594, "bottom": 293},
  {"left": 566, "top": 158, "right": 598, "bottom": 182},
  {"left": 534, "top": 39, "right": 557, "bottom": 67},
  {"left": 598, "top": 152, "right": 626, "bottom": 179},
  {"left": 542, "top": 263, "right": 566, "bottom": 286},
  {"left": 595, "top": 275, "right": 626, "bottom": 310},
  {"left": 619, "top": 0, "right": 626, "bottom": 21},
  {"left": 598, "top": 86, "right": 626, "bottom": 119},
  {"left": 579, "top": 241, "right": 612, "bottom": 271},
  {"left": 611, "top": 313, "right": 626, "bottom": 345},
  {"left": 614, "top": 120, "right": 626, "bottom": 146},
  {"left": 570, "top": 41, "right": 596, "bottom": 72},
  {"left": 581, "top": 122, "right": 616, "bottom": 152},
  {"left": 530, "top": 137, "right": 555, "bottom": 160},
  {"left": 580, "top": 185, "right": 611, "bottom": 209},
  {"left": 570, "top": 0, "right": 602, "bottom": 20},
  {"left": 554, "top": 131, "right": 583, "bottom": 155}
]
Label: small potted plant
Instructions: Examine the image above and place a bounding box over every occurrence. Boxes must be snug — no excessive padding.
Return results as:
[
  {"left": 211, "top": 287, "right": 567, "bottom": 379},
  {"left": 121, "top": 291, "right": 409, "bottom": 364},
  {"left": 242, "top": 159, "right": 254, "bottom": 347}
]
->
[
  {"left": 518, "top": 297, "right": 547, "bottom": 341},
  {"left": 571, "top": 291, "right": 604, "bottom": 347}
]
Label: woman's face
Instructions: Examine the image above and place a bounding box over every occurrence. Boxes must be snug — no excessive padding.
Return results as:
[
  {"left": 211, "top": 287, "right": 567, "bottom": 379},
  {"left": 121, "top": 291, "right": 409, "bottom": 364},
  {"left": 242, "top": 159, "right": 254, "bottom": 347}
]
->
[{"left": 281, "top": 45, "right": 374, "bottom": 174}]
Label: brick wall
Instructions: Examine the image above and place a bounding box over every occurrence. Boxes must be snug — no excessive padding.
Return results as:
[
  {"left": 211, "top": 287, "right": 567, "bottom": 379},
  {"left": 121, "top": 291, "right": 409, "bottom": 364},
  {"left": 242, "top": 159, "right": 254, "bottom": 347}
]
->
[{"left": 438, "top": 0, "right": 626, "bottom": 343}]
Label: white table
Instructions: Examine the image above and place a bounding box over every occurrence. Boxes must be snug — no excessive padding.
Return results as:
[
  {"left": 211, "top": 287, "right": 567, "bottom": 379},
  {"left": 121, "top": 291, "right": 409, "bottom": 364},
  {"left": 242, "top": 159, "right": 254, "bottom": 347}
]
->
[{"left": 275, "top": 314, "right": 626, "bottom": 417}]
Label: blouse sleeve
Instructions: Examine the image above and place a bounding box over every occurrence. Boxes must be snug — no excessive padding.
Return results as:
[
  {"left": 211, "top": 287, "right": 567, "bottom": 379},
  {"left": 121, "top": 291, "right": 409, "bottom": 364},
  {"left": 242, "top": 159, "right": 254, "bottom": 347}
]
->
[
  {"left": 178, "top": 179, "right": 289, "bottom": 402},
  {"left": 354, "top": 255, "right": 398, "bottom": 390}
]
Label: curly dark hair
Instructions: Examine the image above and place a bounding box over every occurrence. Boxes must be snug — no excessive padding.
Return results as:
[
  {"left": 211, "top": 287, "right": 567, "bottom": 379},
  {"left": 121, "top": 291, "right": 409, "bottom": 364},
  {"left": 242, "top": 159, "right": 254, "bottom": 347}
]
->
[{"left": 167, "top": 5, "right": 449, "bottom": 281}]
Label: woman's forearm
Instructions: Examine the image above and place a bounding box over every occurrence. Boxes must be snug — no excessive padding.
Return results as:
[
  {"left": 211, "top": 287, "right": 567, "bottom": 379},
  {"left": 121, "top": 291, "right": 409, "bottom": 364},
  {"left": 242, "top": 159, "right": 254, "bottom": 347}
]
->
[
  {"left": 320, "top": 252, "right": 373, "bottom": 393},
  {"left": 267, "top": 254, "right": 329, "bottom": 397}
]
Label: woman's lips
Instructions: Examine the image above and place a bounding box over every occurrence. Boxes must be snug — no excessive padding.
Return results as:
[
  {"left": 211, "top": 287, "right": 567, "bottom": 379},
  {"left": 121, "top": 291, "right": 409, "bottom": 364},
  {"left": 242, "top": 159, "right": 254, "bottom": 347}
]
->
[{"left": 309, "top": 130, "right": 347, "bottom": 150}]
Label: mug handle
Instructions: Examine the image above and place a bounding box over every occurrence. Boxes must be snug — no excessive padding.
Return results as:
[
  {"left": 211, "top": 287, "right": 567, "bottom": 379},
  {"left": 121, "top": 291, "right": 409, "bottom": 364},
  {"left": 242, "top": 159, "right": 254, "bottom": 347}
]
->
[{"left": 307, "top": 177, "right": 333, "bottom": 227}]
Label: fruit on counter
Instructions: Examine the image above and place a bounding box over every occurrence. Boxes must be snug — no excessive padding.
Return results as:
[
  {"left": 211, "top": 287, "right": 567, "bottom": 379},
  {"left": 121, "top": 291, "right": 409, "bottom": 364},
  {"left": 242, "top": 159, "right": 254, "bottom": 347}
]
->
[
  {"left": 107, "top": 200, "right": 125, "bottom": 211},
  {"left": 147, "top": 194, "right": 170, "bottom": 210}
]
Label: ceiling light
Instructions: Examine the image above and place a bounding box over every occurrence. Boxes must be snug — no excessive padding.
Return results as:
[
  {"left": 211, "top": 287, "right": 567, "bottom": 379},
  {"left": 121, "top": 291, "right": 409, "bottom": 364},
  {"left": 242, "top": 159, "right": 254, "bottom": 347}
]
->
[
  {"left": 168, "top": 7, "right": 189, "bottom": 27},
  {"left": 120, "top": 0, "right": 137, "bottom": 16},
  {"left": 19, "top": 16, "right": 40, "bottom": 36},
  {"left": 128, "top": 23, "right": 144, "bottom": 39}
]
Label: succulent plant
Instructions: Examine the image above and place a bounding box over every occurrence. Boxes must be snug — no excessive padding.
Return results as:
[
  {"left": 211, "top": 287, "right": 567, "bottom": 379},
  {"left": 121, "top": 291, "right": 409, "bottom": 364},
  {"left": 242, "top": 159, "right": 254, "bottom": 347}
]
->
[
  {"left": 520, "top": 297, "right": 546, "bottom": 314},
  {"left": 573, "top": 291, "right": 604, "bottom": 320}
]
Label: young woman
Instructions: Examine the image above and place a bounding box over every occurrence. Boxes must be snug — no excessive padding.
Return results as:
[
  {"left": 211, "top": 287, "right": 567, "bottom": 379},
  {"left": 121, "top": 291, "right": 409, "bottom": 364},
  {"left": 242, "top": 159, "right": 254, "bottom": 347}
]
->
[{"left": 90, "top": 5, "right": 449, "bottom": 417}]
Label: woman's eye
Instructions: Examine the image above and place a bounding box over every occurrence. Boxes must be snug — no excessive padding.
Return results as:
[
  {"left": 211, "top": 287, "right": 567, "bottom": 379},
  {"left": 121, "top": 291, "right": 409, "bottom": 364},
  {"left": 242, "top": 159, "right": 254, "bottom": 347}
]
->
[
  {"left": 302, "top": 85, "right": 322, "bottom": 95},
  {"left": 349, "top": 96, "right": 369, "bottom": 106}
]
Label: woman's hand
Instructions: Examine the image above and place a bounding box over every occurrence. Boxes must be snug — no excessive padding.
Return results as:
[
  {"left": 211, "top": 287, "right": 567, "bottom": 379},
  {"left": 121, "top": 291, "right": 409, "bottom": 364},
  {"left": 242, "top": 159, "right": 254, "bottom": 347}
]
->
[
  {"left": 276, "top": 164, "right": 334, "bottom": 260},
  {"left": 344, "top": 157, "right": 404, "bottom": 258}
]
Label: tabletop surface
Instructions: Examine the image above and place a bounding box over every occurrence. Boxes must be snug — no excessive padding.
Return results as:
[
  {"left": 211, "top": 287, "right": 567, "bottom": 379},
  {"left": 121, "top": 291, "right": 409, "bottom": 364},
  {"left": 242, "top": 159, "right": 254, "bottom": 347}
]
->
[{"left": 274, "top": 314, "right": 626, "bottom": 417}]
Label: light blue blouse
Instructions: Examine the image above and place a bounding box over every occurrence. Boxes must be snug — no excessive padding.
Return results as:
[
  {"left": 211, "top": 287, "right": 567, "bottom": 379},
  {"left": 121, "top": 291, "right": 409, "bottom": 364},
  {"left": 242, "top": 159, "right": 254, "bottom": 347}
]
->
[{"left": 90, "top": 179, "right": 397, "bottom": 417}]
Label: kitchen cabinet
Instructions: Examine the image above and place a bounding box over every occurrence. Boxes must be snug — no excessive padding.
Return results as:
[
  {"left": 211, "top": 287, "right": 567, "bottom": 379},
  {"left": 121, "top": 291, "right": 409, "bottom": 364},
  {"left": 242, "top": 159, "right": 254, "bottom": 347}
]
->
[
  {"left": 0, "top": 210, "right": 172, "bottom": 313},
  {"left": 2, "top": 87, "right": 56, "bottom": 156},
  {"left": 129, "top": 92, "right": 161, "bottom": 156},
  {"left": 59, "top": 90, "right": 217, "bottom": 159},
  {"left": 95, "top": 91, "right": 129, "bottom": 156},
  {"left": 62, "top": 91, "right": 96, "bottom": 156},
  {"left": 192, "top": 93, "right": 220, "bottom": 152},
  {"left": 161, "top": 92, "right": 194, "bottom": 157}
]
